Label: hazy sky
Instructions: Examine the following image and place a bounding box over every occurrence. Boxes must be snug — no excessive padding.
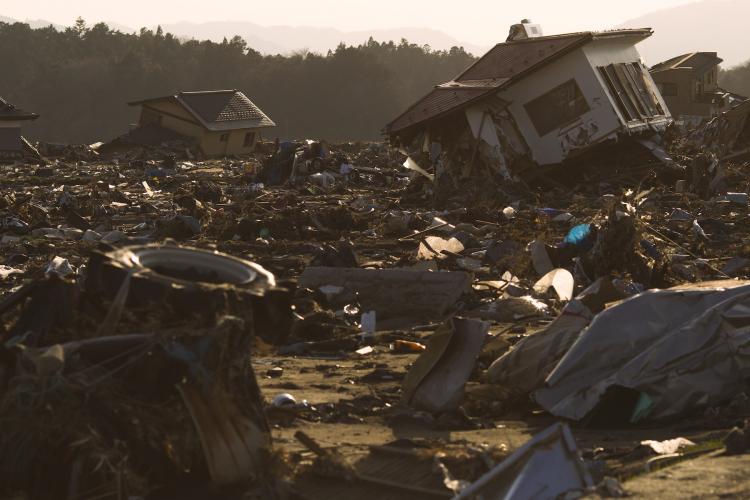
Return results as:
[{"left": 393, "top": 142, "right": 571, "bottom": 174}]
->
[{"left": 3, "top": 0, "right": 699, "bottom": 45}]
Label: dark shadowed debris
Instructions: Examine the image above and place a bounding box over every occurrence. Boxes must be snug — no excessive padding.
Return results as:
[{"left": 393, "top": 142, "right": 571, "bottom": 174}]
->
[
  {"left": 0, "top": 243, "right": 293, "bottom": 498},
  {"left": 98, "top": 122, "right": 198, "bottom": 158},
  {"left": 684, "top": 99, "right": 750, "bottom": 159},
  {"left": 86, "top": 244, "right": 292, "bottom": 345},
  {"left": 155, "top": 214, "right": 202, "bottom": 239},
  {"left": 298, "top": 267, "right": 472, "bottom": 330}
]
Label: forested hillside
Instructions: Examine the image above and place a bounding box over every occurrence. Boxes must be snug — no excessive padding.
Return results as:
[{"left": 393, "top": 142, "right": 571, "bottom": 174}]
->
[
  {"left": 721, "top": 63, "right": 750, "bottom": 99},
  {"left": 0, "top": 18, "right": 475, "bottom": 143}
]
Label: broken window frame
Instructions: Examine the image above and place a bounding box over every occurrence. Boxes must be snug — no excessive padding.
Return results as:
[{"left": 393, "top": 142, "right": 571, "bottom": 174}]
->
[
  {"left": 598, "top": 63, "right": 665, "bottom": 123},
  {"left": 523, "top": 79, "right": 591, "bottom": 137},
  {"left": 623, "top": 64, "right": 659, "bottom": 116}
]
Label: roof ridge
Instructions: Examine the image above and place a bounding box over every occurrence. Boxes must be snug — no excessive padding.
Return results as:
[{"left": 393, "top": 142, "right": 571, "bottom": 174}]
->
[{"left": 178, "top": 89, "right": 237, "bottom": 96}]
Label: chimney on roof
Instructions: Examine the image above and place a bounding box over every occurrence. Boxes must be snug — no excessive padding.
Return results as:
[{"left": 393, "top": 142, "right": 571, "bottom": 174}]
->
[{"left": 506, "top": 19, "right": 543, "bottom": 42}]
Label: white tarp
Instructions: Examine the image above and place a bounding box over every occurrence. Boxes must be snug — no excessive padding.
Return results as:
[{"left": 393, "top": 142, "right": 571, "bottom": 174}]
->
[
  {"left": 486, "top": 278, "right": 623, "bottom": 393},
  {"left": 535, "top": 280, "right": 750, "bottom": 422}
]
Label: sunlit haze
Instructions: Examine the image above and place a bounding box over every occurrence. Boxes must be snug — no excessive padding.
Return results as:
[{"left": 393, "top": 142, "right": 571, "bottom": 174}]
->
[{"left": 3, "top": 0, "right": 700, "bottom": 45}]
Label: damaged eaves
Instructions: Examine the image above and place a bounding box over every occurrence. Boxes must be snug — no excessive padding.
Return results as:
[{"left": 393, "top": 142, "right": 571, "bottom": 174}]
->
[{"left": 0, "top": 96, "right": 40, "bottom": 162}]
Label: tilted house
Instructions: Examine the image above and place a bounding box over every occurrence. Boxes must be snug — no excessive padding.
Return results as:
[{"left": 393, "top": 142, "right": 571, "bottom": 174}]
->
[
  {"left": 386, "top": 27, "right": 671, "bottom": 182},
  {"left": 128, "top": 90, "right": 275, "bottom": 157},
  {"left": 650, "top": 52, "right": 744, "bottom": 125},
  {"left": 0, "top": 97, "right": 38, "bottom": 160}
]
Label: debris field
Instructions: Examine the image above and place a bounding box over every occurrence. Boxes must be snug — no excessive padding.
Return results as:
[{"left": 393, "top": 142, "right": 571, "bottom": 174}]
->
[{"left": 2, "top": 108, "right": 750, "bottom": 500}]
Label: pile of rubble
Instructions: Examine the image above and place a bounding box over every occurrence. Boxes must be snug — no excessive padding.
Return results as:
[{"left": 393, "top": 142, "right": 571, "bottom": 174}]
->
[{"left": 3, "top": 125, "right": 750, "bottom": 499}]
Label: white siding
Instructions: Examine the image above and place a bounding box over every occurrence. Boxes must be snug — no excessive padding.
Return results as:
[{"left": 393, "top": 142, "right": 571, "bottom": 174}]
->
[{"left": 497, "top": 46, "right": 621, "bottom": 165}]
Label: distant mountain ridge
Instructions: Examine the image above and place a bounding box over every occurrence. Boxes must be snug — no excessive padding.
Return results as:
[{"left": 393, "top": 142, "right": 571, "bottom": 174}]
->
[
  {"left": 156, "top": 21, "right": 491, "bottom": 56},
  {"left": 0, "top": 15, "right": 131, "bottom": 33},
  {"left": 0, "top": 15, "right": 490, "bottom": 56},
  {"left": 618, "top": 0, "right": 750, "bottom": 68}
]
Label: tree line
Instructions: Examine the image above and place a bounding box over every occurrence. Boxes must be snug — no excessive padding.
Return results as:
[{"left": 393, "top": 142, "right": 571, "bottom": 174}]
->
[
  {"left": 0, "top": 18, "right": 475, "bottom": 145},
  {"left": 720, "top": 63, "right": 750, "bottom": 99}
]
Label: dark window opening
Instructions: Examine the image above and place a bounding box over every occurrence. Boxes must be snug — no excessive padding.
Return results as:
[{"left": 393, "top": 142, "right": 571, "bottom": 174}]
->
[
  {"left": 659, "top": 82, "right": 679, "bottom": 97},
  {"left": 598, "top": 63, "right": 665, "bottom": 122},
  {"left": 219, "top": 133, "right": 229, "bottom": 142},
  {"left": 524, "top": 79, "right": 590, "bottom": 137},
  {"left": 243, "top": 131, "right": 256, "bottom": 147}
]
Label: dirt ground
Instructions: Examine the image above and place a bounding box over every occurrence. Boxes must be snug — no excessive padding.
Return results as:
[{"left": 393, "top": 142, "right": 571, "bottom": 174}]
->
[{"left": 254, "top": 349, "right": 750, "bottom": 499}]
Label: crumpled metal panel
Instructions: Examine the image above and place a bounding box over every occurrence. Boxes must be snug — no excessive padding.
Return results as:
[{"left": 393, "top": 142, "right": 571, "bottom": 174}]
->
[
  {"left": 486, "top": 278, "right": 624, "bottom": 393},
  {"left": 455, "top": 423, "right": 593, "bottom": 500},
  {"left": 535, "top": 280, "right": 750, "bottom": 422},
  {"left": 401, "top": 317, "right": 488, "bottom": 413}
]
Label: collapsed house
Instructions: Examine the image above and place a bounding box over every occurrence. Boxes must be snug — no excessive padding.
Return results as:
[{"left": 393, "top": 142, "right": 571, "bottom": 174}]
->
[
  {"left": 650, "top": 52, "right": 746, "bottom": 125},
  {"left": 0, "top": 96, "right": 39, "bottom": 161},
  {"left": 386, "top": 24, "right": 672, "bottom": 200},
  {"left": 104, "top": 90, "right": 276, "bottom": 158}
]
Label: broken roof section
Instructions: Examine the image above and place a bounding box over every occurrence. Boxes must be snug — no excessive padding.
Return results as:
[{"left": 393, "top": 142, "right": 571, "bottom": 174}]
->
[
  {"left": 387, "top": 29, "right": 653, "bottom": 135},
  {"left": 0, "top": 96, "right": 39, "bottom": 122},
  {"left": 650, "top": 52, "right": 724, "bottom": 75},
  {"left": 129, "top": 90, "right": 275, "bottom": 132}
]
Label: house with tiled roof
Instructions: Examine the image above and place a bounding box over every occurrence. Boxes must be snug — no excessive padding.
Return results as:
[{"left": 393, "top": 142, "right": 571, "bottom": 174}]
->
[
  {"left": 127, "top": 90, "right": 275, "bottom": 157},
  {"left": 386, "top": 22, "right": 671, "bottom": 179},
  {"left": 650, "top": 52, "right": 745, "bottom": 124},
  {"left": 0, "top": 96, "right": 39, "bottom": 160}
]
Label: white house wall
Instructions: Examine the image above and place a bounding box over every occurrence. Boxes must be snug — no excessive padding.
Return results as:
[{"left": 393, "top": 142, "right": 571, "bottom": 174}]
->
[
  {"left": 496, "top": 46, "right": 621, "bottom": 165},
  {"left": 582, "top": 38, "right": 672, "bottom": 126}
]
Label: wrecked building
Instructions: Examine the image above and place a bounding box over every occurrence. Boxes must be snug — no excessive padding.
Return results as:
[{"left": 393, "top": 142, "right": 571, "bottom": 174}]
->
[
  {"left": 124, "top": 89, "right": 276, "bottom": 157},
  {"left": 684, "top": 98, "right": 750, "bottom": 160},
  {"left": 0, "top": 96, "right": 39, "bottom": 161},
  {"left": 386, "top": 26, "right": 672, "bottom": 199},
  {"left": 650, "top": 52, "right": 746, "bottom": 125}
]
